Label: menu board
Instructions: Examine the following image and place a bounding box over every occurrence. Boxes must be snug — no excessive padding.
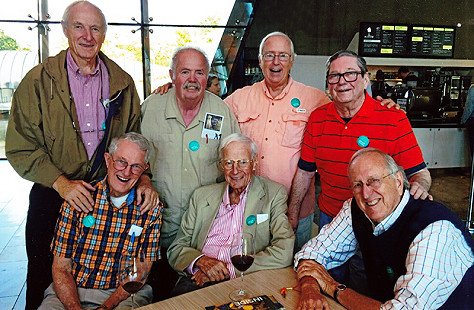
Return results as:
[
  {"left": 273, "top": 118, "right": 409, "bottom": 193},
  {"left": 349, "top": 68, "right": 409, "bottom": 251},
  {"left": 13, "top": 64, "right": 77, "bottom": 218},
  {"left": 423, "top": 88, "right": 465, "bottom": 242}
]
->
[
  {"left": 359, "top": 22, "right": 455, "bottom": 58},
  {"left": 410, "top": 26, "right": 455, "bottom": 57}
]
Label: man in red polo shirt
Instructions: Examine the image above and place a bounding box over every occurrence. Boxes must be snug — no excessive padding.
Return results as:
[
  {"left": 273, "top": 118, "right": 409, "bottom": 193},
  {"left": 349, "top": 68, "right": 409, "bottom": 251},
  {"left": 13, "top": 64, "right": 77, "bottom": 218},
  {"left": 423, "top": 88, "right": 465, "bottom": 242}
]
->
[{"left": 288, "top": 50, "right": 431, "bottom": 233}]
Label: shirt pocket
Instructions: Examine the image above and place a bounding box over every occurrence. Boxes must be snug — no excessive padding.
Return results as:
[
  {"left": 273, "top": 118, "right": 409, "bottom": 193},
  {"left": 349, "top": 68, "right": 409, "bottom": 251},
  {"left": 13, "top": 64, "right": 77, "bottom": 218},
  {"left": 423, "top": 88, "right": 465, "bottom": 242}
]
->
[
  {"left": 235, "top": 111, "right": 261, "bottom": 125},
  {"left": 281, "top": 113, "right": 310, "bottom": 149}
]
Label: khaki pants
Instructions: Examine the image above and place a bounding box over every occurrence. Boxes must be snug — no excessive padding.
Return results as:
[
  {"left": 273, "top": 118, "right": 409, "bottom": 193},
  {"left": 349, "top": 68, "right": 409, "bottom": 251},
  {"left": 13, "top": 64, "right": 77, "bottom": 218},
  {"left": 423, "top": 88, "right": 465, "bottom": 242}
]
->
[{"left": 38, "top": 283, "right": 153, "bottom": 309}]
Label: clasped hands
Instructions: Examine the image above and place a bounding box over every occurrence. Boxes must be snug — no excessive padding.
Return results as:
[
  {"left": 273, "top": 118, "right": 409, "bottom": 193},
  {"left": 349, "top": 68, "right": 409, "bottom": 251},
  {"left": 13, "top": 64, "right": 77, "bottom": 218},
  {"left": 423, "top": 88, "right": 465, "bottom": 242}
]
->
[{"left": 193, "top": 256, "right": 230, "bottom": 286}]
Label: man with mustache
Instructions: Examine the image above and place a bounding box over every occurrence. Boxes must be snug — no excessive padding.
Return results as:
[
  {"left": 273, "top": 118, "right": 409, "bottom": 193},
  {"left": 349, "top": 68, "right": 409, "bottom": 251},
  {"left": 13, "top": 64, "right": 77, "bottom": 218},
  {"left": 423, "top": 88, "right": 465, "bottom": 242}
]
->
[{"left": 140, "top": 46, "right": 240, "bottom": 300}]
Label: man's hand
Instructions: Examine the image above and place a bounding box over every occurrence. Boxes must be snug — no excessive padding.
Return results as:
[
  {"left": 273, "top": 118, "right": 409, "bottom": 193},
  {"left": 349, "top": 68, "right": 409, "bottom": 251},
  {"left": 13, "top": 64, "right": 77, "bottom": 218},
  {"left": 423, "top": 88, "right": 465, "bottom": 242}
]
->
[
  {"left": 297, "top": 260, "right": 338, "bottom": 298},
  {"left": 375, "top": 96, "right": 400, "bottom": 110},
  {"left": 195, "top": 256, "right": 230, "bottom": 283},
  {"left": 191, "top": 269, "right": 211, "bottom": 287},
  {"left": 135, "top": 174, "right": 160, "bottom": 215},
  {"left": 409, "top": 181, "right": 433, "bottom": 200},
  {"left": 52, "top": 175, "right": 95, "bottom": 212},
  {"left": 408, "top": 169, "right": 433, "bottom": 200},
  {"left": 152, "top": 82, "right": 173, "bottom": 95},
  {"left": 296, "top": 279, "right": 330, "bottom": 310}
]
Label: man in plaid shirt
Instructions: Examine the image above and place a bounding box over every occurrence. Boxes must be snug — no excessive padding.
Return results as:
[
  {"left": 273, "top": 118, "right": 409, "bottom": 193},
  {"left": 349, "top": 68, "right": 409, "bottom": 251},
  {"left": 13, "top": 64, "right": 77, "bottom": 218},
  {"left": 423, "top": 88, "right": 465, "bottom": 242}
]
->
[{"left": 38, "top": 132, "right": 163, "bottom": 310}]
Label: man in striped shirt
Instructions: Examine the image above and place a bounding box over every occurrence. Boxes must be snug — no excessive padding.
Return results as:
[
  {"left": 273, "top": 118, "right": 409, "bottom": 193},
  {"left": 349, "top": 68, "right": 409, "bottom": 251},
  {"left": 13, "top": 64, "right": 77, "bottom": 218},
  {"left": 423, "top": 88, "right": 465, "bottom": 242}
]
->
[
  {"left": 39, "top": 133, "right": 163, "bottom": 310},
  {"left": 288, "top": 50, "right": 431, "bottom": 231},
  {"left": 167, "top": 133, "right": 294, "bottom": 295},
  {"left": 294, "top": 148, "right": 474, "bottom": 310}
]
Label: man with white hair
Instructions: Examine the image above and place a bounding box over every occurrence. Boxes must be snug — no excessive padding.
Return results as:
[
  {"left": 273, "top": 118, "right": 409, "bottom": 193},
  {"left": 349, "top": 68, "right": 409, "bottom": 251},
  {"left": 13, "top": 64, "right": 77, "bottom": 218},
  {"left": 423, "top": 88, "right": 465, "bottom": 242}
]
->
[
  {"left": 294, "top": 148, "right": 473, "bottom": 310},
  {"left": 141, "top": 46, "right": 240, "bottom": 299},
  {"left": 6, "top": 1, "right": 158, "bottom": 308}
]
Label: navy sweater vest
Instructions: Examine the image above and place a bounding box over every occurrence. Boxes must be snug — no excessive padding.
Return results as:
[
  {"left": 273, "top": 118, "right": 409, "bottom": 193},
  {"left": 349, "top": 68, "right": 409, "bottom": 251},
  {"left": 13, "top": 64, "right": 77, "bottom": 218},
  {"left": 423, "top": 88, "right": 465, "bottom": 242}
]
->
[{"left": 352, "top": 196, "right": 474, "bottom": 309}]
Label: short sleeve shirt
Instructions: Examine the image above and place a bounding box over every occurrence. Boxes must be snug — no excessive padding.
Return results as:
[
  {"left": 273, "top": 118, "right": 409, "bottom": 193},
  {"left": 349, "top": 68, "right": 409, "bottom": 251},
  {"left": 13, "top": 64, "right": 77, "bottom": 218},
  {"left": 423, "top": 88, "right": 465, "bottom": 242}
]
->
[
  {"left": 141, "top": 89, "right": 240, "bottom": 247},
  {"left": 51, "top": 178, "right": 163, "bottom": 289},
  {"left": 300, "top": 95, "right": 426, "bottom": 217}
]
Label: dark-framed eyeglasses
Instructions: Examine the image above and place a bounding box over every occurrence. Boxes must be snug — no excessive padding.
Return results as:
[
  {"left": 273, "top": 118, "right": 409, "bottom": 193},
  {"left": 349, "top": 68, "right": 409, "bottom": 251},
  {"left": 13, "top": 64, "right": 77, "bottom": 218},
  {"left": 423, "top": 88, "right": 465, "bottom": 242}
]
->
[
  {"left": 112, "top": 157, "right": 147, "bottom": 175},
  {"left": 220, "top": 159, "right": 252, "bottom": 170},
  {"left": 351, "top": 172, "right": 395, "bottom": 193},
  {"left": 261, "top": 52, "right": 291, "bottom": 62},
  {"left": 327, "top": 71, "right": 363, "bottom": 84}
]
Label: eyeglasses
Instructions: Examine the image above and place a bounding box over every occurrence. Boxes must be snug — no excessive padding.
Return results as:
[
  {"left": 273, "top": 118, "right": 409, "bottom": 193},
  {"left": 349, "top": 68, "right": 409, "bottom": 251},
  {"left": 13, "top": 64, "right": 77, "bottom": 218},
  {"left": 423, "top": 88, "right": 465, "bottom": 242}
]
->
[
  {"left": 220, "top": 159, "right": 252, "bottom": 170},
  {"left": 351, "top": 172, "right": 395, "bottom": 193},
  {"left": 327, "top": 71, "right": 363, "bottom": 84},
  {"left": 261, "top": 52, "right": 291, "bottom": 62},
  {"left": 112, "top": 157, "right": 147, "bottom": 175}
]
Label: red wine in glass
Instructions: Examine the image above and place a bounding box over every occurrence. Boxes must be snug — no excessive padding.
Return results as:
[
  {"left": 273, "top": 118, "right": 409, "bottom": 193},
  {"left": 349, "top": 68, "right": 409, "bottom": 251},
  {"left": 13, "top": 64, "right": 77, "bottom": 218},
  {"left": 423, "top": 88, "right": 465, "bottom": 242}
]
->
[
  {"left": 231, "top": 255, "right": 254, "bottom": 272},
  {"left": 229, "top": 232, "right": 255, "bottom": 301},
  {"left": 122, "top": 281, "right": 144, "bottom": 294}
]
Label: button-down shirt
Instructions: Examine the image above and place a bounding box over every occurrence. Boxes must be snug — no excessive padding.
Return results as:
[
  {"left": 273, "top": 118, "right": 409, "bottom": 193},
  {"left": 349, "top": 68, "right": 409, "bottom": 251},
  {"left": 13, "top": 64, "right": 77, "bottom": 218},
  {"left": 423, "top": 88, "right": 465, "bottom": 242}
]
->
[
  {"left": 225, "top": 77, "right": 330, "bottom": 219},
  {"left": 141, "top": 89, "right": 240, "bottom": 248},
  {"left": 188, "top": 183, "right": 250, "bottom": 278},
  {"left": 67, "top": 50, "right": 110, "bottom": 159},
  {"left": 51, "top": 177, "right": 163, "bottom": 289},
  {"left": 294, "top": 190, "right": 474, "bottom": 309}
]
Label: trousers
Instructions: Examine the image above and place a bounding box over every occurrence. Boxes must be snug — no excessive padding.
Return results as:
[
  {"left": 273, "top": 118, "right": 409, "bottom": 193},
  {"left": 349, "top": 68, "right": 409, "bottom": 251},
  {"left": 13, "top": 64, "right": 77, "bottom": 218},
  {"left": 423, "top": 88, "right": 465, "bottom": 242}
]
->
[{"left": 25, "top": 183, "right": 64, "bottom": 310}]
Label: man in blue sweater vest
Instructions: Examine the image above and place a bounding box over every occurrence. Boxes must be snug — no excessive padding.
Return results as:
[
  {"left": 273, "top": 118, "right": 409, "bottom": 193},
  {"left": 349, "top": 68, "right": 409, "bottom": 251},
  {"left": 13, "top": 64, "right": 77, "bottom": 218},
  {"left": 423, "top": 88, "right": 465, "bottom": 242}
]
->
[{"left": 294, "top": 148, "right": 474, "bottom": 310}]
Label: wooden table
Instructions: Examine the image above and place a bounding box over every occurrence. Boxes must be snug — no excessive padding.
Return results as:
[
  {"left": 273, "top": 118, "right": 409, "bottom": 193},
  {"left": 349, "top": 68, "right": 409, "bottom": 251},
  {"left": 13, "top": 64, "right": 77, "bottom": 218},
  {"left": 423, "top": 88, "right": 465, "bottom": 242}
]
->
[{"left": 139, "top": 267, "right": 346, "bottom": 309}]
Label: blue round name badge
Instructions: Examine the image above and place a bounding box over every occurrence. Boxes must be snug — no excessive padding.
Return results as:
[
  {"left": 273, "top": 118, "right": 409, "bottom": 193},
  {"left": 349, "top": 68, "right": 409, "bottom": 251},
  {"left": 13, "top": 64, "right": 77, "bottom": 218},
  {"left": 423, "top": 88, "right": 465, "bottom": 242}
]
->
[
  {"left": 290, "top": 98, "right": 301, "bottom": 108},
  {"left": 357, "top": 136, "right": 370, "bottom": 148},
  {"left": 83, "top": 214, "right": 96, "bottom": 228},
  {"left": 246, "top": 215, "right": 256, "bottom": 226},
  {"left": 189, "top": 140, "right": 200, "bottom": 152}
]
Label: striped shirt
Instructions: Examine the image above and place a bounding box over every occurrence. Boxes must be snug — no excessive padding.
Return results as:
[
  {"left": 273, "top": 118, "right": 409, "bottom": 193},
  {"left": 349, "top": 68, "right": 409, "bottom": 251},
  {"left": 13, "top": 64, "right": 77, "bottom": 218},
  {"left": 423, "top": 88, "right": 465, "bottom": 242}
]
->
[
  {"left": 51, "top": 177, "right": 163, "bottom": 289},
  {"left": 189, "top": 183, "right": 250, "bottom": 278},
  {"left": 294, "top": 190, "right": 474, "bottom": 309},
  {"left": 67, "top": 50, "right": 110, "bottom": 159},
  {"left": 299, "top": 95, "right": 426, "bottom": 217}
]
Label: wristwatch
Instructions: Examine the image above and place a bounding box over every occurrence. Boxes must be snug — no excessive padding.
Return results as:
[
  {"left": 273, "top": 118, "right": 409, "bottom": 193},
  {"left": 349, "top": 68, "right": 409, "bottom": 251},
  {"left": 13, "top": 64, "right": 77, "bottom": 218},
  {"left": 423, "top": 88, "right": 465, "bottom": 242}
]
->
[{"left": 333, "top": 283, "right": 347, "bottom": 303}]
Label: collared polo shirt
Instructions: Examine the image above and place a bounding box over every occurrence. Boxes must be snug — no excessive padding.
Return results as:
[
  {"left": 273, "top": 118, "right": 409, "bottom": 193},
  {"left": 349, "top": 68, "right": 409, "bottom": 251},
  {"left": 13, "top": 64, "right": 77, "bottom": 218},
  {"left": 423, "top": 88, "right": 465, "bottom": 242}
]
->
[
  {"left": 299, "top": 95, "right": 426, "bottom": 217},
  {"left": 225, "top": 77, "right": 330, "bottom": 219},
  {"left": 141, "top": 89, "right": 240, "bottom": 248}
]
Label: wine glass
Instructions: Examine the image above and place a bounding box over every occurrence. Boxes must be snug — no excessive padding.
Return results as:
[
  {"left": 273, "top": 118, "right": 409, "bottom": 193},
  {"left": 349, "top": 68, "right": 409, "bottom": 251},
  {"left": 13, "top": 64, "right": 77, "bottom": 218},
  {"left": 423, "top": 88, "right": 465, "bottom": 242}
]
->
[
  {"left": 229, "top": 232, "right": 255, "bottom": 301},
  {"left": 119, "top": 252, "right": 150, "bottom": 310}
]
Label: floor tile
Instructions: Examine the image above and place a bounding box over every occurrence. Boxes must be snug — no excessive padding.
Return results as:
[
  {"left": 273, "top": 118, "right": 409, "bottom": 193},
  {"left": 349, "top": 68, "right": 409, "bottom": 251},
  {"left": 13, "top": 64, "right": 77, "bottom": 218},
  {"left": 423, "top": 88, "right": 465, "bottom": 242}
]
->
[
  {"left": 0, "top": 296, "right": 16, "bottom": 310},
  {"left": 0, "top": 261, "right": 27, "bottom": 298},
  {"left": 12, "top": 283, "right": 26, "bottom": 310},
  {"left": 0, "top": 226, "right": 17, "bottom": 253},
  {"left": 0, "top": 245, "right": 27, "bottom": 263}
]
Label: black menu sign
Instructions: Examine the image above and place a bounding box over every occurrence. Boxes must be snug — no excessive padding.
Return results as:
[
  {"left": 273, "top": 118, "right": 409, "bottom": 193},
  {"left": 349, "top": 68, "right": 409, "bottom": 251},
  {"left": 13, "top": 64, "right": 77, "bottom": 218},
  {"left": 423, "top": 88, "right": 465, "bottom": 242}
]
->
[
  {"left": 359, "top": 22, "right": 455, "bottom": 58},
  {"left": 410, "top": 26, "right": 455, "bottom": 57}
]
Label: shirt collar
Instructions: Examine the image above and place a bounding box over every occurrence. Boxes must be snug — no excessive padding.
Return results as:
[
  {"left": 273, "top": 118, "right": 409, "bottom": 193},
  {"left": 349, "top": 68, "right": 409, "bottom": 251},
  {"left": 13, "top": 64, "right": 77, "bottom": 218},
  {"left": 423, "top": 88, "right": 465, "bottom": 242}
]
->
[
  {"left": 261, "top": 75, "right": 294, "bottom": 100},
  {"left": 327, "top": 93, "right": 377, "bottom": 122},
  {"left": 102, "top": 176, "right": 136, "bottom": 209},
  {"left": 66, "top": 49, "right": 101, "bottom": 77},
  {"left": 222, "top": 181, "right": 251, "bottom": 210},
  {"left": 372, "top": 189, "right": 410, "bottom": 236}
]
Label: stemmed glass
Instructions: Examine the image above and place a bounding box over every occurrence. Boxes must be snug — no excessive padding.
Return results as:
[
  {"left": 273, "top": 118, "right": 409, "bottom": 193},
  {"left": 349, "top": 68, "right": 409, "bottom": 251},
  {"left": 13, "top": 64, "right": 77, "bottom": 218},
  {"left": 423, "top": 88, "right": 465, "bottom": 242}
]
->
[
  {"left": 119, "top": 252, "right": 150, "bottom": 310},
  {"left": 229, "top": 232, "right": 255, "bottom": 301}
]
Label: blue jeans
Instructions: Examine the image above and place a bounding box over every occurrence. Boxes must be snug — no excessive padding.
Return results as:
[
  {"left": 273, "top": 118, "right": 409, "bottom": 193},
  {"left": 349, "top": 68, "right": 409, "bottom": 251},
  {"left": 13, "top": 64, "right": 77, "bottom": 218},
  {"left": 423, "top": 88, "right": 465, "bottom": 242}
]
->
[{"left": 294, "top": 213, "right": 314, "bottom": 253}]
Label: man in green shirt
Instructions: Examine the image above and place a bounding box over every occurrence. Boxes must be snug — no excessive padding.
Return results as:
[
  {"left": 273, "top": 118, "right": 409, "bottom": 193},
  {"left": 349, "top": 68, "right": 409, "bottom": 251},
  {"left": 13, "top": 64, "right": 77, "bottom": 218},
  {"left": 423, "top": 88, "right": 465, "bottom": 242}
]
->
[{"left": 141, "top": 46, "right": 240, "bottom": 300}]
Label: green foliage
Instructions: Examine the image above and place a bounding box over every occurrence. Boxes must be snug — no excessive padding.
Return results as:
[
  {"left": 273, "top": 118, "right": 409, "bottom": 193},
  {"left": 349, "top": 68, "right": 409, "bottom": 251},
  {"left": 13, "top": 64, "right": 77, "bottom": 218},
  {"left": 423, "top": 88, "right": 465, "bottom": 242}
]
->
[{"left": 0, "top": 30, "right": 20, "bottom": 50}]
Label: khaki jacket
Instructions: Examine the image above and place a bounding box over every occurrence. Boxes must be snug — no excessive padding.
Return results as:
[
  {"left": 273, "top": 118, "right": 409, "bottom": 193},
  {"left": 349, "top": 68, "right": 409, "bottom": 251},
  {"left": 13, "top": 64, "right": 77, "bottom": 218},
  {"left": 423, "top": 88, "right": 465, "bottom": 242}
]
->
[
  {"left": 6, "top": 49, "right": 141, "bottom": 186},
  {"left": 167, "top": 175, "right": 295, "bottom": 275}
]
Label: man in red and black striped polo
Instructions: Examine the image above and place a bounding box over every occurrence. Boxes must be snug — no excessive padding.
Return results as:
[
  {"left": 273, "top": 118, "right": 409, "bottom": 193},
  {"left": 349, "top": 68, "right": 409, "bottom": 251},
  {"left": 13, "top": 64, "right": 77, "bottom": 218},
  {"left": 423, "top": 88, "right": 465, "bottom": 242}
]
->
[{"left": 288, "top": 50, "right": 432, "bottom": 233}]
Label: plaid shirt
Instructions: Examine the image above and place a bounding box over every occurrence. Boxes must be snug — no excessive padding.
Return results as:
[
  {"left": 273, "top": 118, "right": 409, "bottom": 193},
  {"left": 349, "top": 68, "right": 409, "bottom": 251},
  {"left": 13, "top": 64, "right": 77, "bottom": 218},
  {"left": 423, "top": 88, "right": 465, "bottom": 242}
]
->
[{"left": 51, "top": 177, "right": 163, "bottom": 289}]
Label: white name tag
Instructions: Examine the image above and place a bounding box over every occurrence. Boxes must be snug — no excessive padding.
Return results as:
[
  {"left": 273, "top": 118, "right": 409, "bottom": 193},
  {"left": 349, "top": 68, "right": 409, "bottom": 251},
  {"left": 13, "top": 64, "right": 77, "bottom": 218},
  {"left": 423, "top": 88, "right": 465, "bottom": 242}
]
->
[
  {"left": 128, "top": 224, "right": 143, "bottom": 236},
  {"left": 257, "top": 213, "right": 269, "bottom": 224},
  {"left": 296, "top": 108, "right": 306, "bottom": 113}
]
